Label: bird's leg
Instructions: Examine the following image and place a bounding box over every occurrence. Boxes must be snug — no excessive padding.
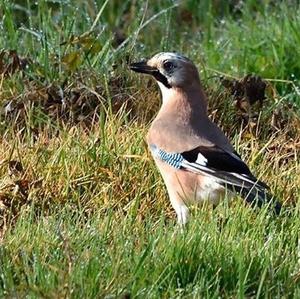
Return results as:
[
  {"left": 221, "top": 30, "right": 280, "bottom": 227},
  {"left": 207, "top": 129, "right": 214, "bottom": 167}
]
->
[
  {"left": 167, "top": 175, "right": 190, "bottom": 227},
  {"left": 173, "top": 202, "right": 189, "bottom": 226}
]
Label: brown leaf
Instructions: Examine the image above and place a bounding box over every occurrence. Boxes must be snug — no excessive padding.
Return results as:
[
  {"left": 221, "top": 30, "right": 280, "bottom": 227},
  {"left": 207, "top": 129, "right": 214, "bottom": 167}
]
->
[
  {"left": 179, "top": 8, "right": 194, "bottom": 25},
  {"left": 6, "top": 50, "right": 21, "bottom": 74},
  {"left": 0, "top": 50, "right": 6, "bottom": 73},
  {"left": 30, "top": 179, "right": 43, "bottom": 189},
  {"left": 0, "top": 193, "right": 10, "bottom": 208},
  {"left": 8, "top": 160, "right": 24, "bottom": 176},
  {"left": 242, "top": 74, "right": 266, "bottom": 106},
  {"left": 15, "top": 179, "right": 30, "bottom": 196},
  {"left": 0, "top": 50, "right": 30, "bottom": 76},
  {"left": 221, "top": 74, "right": 267, "bottom": 123}
]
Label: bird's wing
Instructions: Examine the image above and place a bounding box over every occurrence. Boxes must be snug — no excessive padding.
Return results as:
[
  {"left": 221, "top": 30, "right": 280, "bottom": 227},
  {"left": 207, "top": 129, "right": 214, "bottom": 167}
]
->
[
  {"left": 150, "top": 144, "right": 281, "bottom": 214},
  {"left": 181, "top": 145, "right": 269, "bottom": 190}
]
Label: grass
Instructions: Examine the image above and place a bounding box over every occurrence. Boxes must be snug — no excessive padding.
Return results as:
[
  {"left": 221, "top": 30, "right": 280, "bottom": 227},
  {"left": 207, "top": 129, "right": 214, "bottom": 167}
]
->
[
  {"left": 0, "top": 0, "right": 300, "bottom": 298},
  {"left": 2, "top": 205, "right": 300, "bottom": 298}
]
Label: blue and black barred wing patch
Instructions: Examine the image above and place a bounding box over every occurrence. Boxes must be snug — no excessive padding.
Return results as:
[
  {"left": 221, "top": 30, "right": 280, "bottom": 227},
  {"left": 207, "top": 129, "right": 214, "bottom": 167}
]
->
[{"left": 150, "top": 144, "right": 184, "bottom": 169}]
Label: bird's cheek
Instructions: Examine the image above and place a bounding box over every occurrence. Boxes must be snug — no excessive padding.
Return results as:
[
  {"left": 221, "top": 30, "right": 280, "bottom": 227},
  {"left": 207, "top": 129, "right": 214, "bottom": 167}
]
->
[{"left": 169, "top": 75, "right": 184, "bottom": 88}]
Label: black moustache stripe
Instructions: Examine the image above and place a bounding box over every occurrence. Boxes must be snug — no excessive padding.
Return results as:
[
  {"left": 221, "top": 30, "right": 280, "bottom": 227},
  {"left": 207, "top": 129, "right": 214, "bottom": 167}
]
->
[{"left": 153, "top": 71, "right": 171, "bottom": 89}]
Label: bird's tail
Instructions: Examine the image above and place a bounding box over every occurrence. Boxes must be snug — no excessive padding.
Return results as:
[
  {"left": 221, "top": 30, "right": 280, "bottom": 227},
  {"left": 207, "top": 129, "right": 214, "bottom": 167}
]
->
[{"left": 226, "top": 184, "right": 282, "bottom": 215}]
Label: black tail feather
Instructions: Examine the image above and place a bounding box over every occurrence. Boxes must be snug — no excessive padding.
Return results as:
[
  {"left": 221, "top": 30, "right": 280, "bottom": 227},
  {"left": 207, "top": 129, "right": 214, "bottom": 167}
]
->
[{"left": 226, "top": 184, "right": 282, "bottom": 215}]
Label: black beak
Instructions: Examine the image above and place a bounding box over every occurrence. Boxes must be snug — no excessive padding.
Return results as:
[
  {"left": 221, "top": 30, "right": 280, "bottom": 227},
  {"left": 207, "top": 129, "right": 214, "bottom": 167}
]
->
[
  {"left": 129, "top": 61, "right": 158, "bottom": 75},
  {"left": 129, "top": 60, "right": 172, "bottom": 89}
]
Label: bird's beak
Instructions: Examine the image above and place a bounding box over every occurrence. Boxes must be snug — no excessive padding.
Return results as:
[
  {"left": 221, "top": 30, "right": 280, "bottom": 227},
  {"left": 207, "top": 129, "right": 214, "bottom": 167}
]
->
[
  {"left": 129, "top": 61, "right": 157, "bottom": 75},
  {"left": 130, "top": 59, "right": 172, "bottom": 88}
]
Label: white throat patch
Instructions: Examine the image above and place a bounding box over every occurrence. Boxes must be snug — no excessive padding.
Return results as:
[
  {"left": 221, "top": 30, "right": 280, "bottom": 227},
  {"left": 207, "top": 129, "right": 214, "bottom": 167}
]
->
[{"left": 157, "top": 82, "right": 173, "bottom": 103}]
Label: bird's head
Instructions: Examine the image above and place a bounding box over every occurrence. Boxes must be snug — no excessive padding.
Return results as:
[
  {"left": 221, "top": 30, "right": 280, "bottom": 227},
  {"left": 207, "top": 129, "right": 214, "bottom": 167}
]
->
[{"left": 130, "top": 52, "right": 200, "bottom": 91}]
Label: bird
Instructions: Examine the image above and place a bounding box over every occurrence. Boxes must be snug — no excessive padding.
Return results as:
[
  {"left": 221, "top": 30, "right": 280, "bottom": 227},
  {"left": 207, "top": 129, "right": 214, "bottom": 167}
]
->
[{"left": 130, "top": 52, "right": 281, "bottom": 225}]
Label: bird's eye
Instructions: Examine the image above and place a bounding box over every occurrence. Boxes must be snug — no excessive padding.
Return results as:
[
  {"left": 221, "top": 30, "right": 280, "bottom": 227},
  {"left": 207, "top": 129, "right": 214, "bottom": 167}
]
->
[{"left": 163, "top": 61, "right": 175, "bottom": 71}]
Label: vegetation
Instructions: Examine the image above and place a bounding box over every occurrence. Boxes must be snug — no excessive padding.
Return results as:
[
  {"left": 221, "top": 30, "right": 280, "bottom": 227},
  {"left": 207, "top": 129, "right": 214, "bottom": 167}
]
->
[{"left": 0, "top": 0, "right": 299, "bottom": 297}]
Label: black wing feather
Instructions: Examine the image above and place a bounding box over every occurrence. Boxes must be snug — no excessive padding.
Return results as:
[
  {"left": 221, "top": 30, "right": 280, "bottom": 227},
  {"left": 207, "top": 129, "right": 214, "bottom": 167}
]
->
[
  {"left": 181, "top": 145, "right": 269, "bottom": 189},
  {"left": 182, "top": 146, "right": 252, "bottom": 175}
]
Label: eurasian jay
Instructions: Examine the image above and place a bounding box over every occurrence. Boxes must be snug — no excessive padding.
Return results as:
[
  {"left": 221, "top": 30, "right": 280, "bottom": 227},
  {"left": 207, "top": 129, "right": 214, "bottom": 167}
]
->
[{"left": 130, "top": 52, "right": 281, "bottom": 225}]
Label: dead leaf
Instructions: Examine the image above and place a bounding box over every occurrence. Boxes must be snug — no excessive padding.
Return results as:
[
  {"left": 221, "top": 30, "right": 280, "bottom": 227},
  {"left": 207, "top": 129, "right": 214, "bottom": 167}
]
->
[
  {"left": 242, "top": 74, "right": 266, "bottom": 106},
  {"left": 221, "top": 74, "right": 267, "bottom": 122},
  {"left": 179, "top": 8, "right": 194, "bottom": 25},
  {"left": 8, "top": 160, "right": 24, "bottom": 176},
  {"left": 15, "top": 179, "right": 30, "bottom": 196},
  {"left": 30, "top": 179, "right": 43, "bottom": 189},
  {"left": 0, "top": 50, "right": 30, "bottom": 76}
]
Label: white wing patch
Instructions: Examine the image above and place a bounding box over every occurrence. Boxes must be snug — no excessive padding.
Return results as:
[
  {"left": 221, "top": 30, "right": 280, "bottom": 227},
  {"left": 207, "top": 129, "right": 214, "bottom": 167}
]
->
[{"left": 195, "top": 153, "right": 207, "bottom": 165}]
